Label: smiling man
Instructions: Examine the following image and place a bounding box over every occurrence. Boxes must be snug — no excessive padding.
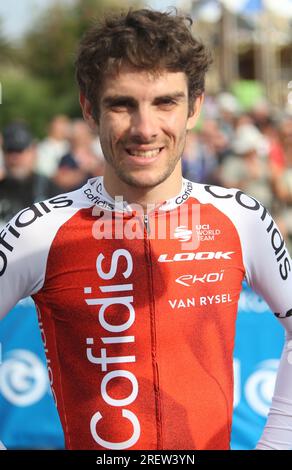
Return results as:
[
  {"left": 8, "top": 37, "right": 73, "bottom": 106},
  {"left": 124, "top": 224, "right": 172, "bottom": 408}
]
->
[
  {"left": 80, "top": 67, "right": 202, "bottom": 206},
  {"left": 0, "top": 9, "right": 292, "bottom": 451}
]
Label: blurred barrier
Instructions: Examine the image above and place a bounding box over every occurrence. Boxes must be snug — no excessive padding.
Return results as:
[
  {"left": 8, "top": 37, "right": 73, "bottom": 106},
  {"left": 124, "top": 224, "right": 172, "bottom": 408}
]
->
[{"left": 0, "top": 283, "right": 284, "bottom": 450}]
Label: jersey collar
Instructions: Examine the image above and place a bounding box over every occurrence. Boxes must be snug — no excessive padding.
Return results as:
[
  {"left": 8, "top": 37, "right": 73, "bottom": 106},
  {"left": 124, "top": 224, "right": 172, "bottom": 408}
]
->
[{"left": 84, "top": 176, "right": 193, "bottom": 213}]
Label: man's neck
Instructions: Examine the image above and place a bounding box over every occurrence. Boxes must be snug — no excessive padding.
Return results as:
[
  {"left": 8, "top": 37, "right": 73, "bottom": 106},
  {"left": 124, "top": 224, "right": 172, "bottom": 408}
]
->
[{"left": 103, "top": 171, "right": 183, "bottom": 212}]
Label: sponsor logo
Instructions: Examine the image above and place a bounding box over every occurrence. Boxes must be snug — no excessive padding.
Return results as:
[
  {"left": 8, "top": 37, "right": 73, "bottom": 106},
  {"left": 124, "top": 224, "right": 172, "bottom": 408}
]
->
[
  {"left": 84, "top": 188, "right": 114, "bottom": 210},
  {"left": 168, "top": 293, "right": 232, "bottom": 309},
  {"left": 96, "top": 182, "right": 103, "bottom": 195},
  {"left": 196, "top": 224, "right": 221, "bottom": 242},
  {"left": 0, "top": 196, "right": 73, "bottom": 277},
  {"left": 173, "top": 226, "right": 193, "bottom": 242},
  {"left": 175, "top": 181, "right": 193, "bottom": 205},
  {"left": 173, "top": 224, "right": 221, "bottom": 245},
  {"left": 274, "top": 308, "right": 292, "bottom": 319},
  {"left": 204, "top": 185, "right": 291, "bottom": 281},
  {"left": 159, "top": 251, "right": 234, "bottom": 263},
  {"left": 84, "top": 249, "right": 140, "bottom": 450},
  {"left": 176, "top": 270, "right": 224, "bottom": 286},
  {"left": 0, "top": 349, "right": 48, "bottom": 406}
]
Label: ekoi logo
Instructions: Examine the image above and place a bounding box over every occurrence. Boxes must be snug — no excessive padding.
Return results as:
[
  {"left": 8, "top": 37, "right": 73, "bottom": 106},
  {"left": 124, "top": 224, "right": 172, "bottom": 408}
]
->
[
  {"left": 84, "top": 249, "right": 140, "bottom": 450},
  {"left": 176, "top": 270, "right": 225, "bottom": 287}
]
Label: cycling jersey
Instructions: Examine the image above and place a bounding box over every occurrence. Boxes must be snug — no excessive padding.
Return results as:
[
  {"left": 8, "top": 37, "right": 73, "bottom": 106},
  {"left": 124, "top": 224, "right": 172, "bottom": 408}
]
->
[{"left": 1, "top": 177, "right": 292, "bottom": 450}]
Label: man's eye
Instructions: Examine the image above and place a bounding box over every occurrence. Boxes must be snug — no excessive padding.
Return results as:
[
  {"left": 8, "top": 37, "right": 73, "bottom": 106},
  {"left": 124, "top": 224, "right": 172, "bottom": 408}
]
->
[
  {"left": 106, "top": 100, "right": 134, "bottom": 112},
  {"left": 110, "top": 103, "right": 129, "bottom": 111},
  {"left": 158, "top": 99, "right": 176, "bottom": 108}
]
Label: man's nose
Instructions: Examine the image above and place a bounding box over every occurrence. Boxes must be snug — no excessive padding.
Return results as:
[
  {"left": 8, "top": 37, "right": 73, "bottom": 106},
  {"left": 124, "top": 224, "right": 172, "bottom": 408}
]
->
[{"left": 130, "top": 107, "right": 158, "bottom": 142}]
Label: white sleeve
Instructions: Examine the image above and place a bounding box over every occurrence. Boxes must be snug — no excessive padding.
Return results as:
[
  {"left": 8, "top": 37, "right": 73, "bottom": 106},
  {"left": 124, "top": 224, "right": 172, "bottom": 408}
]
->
[
  {"left": 256, "top": 320, "right": 292, "bottom": 450},
  {"left": 194, "top": 185, "right": 292, "bottom": 449},
  {"left": 237, "top": 199, "right": 292, "bottom": 449},
  {"left": 0, "top": 209, "right": 46, "bottom": 318},
  {"left": 0, "top": 195, "right": 80, "bottom": 319},
  {"left": 238, "top": 201, "right": 292, "bottom": 450}
]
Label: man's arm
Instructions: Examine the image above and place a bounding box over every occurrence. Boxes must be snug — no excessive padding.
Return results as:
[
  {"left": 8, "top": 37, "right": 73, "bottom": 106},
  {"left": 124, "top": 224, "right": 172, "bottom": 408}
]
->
[
  {"left": 194, "top": 185, "right": 292, "bottom": 448},
  {"left": 241, "top": 206, "right": 292, "bottom": 449},
  {"left": 0, "top": 210, "right": 44, "bottom": 319},
  {"left": 0, "top": 194, "right": 80, "bottom": 319},
  {"left": 256, "top": 316, "right": 292, "bottom": 449}
]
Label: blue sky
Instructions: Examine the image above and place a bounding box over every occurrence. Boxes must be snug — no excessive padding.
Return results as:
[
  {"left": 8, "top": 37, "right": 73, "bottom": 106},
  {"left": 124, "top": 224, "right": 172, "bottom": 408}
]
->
[
  {"left": 0, "top": 0, "right": 182, "bottom": 41},
  {"left": 0, "top": 0, "right": 53, "bottom": 40}
]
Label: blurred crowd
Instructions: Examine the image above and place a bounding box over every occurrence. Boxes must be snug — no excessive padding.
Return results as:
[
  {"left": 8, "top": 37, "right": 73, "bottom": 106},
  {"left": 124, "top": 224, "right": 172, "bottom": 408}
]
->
[
  {"left": 0, "top": 115, "right": 104, "bottom": 225},
  {"left": 1, "top": 93, "right": 292, "bottom": 251}
]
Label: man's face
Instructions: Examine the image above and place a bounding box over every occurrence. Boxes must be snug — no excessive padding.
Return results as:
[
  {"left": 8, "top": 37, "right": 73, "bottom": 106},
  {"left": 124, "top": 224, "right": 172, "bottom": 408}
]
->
[
  {"left": 81, "top": 66, "right": 202, "bottom": 193},
  {"left": 4, "top": 146, "right": 36, "bottom": 180}
]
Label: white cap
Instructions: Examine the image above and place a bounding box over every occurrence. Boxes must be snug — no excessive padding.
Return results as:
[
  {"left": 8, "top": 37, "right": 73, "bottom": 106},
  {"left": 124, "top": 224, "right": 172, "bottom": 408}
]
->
[
  {"left": 232, "top": 124, "right": 269, "bottom": 155},
  {"left": 217, "top": 92, "right": 241, "bottom": 115}
]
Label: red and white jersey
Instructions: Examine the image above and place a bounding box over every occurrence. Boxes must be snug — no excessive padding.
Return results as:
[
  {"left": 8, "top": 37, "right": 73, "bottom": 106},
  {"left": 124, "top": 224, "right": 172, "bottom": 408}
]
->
[{"left": 1, "top": 177, "right": 292, "bottom": 450}]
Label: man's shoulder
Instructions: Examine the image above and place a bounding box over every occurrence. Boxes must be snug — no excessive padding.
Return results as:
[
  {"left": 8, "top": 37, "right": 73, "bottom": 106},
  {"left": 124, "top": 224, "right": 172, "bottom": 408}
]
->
[
  {"left": 187, "top": 179, "right": 269, "bottom": 232},
  {"left": 187, "top": 180, "right": 242, "bottom": 206},
  {"left": 1, "top": 183, "right": 95, "bottom": 252},
  {"left": 0, "top": 183, "right": 96, "bottom": 284},
  {"left": 14, "top": 183, "right": 90, "bottom": 223}
]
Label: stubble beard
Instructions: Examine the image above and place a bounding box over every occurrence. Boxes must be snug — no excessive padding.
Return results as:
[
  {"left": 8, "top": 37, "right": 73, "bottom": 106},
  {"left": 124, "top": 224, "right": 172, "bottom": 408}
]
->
[
  {"left": 103, "top": 135, "right": 186, "bottom": 190},
  {"left": 108, "top": 152, "right": 182, "bottom": 189}
]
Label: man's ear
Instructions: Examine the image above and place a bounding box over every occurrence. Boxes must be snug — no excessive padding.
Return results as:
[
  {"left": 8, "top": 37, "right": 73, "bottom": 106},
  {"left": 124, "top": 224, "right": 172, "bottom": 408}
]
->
[
  {"left": 79, "top": 93, "right": 98, "bottom": 131},
  {"left": 186, "top": 94, "right": 204, "bottom": 131}
]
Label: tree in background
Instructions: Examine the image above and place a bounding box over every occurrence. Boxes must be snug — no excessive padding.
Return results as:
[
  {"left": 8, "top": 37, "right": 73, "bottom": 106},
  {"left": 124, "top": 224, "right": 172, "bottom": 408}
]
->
[
  {"left": 0, "top": 0, "right": 141, "bottom": 137},
  {"left": 0, "top": 18, "right": 11, "bottom": 63}
]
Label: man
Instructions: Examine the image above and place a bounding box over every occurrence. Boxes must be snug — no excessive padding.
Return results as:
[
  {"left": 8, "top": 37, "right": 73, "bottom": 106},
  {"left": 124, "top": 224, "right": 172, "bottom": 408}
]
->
[
  {"left": 0, "top": 9, "right": 292, "bottom": 450},
  {"left": 0, "top": 122, "right": 58, "bottom": 226}
]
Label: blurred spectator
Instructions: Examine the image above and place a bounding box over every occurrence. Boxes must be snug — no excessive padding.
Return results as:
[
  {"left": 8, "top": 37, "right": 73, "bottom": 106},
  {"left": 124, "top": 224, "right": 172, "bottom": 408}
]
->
[
  {"left": 0, "top": 122, "right": 58, "bottom": 226},
  {"left": 271, "top": 117, "right": 292, "bottom": 249},
  {"left": 182, "top": 119, "right": 229, "bottom": 185},
  {"left": 219, "top": 123, "right": 273, "bottom": 212},
  {"left": 37, "top": 115, "right": 71, "bottom": 178},
  {"left": 53, "top": 119, "right": 104, "bottom": 192},
  {"left": 216, "top": 92, "right": 241, "bottom": 142},
  {"left": 182, "top": 129, "right": 215, "bottom": 184},
  {"left": 250, "top": 98, "right": 272, "bottom": 133}
]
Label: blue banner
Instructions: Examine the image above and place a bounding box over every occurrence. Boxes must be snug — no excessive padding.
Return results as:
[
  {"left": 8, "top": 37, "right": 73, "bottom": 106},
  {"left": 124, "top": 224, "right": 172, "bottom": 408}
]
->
[{"left": 0, "top": 298, "right": 64, "bottom": 449}]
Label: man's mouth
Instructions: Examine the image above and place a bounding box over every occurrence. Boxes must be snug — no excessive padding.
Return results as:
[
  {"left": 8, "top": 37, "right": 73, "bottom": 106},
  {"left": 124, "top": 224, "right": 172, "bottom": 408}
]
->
[{"left": 125, "top": 147, "right": 164, "bottom": 158}]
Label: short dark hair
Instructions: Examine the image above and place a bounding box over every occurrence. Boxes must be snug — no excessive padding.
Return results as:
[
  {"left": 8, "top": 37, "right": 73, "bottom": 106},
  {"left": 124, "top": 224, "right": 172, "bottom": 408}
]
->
[{"left": 75, "top": 8, "right": 212, "bottom": 120}]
